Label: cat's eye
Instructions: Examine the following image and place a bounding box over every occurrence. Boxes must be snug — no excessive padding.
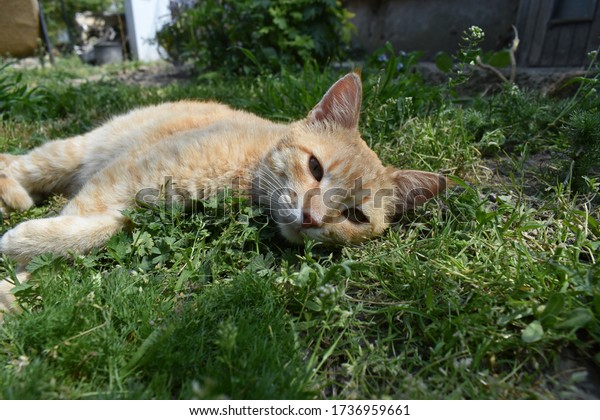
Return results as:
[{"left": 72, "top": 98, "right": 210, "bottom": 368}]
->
[
  {"left": 342, "top": 207, "right": 369, "bottom": 224},
  {"left": 308, "top": 156, "right": 323, "bottom": 182}
]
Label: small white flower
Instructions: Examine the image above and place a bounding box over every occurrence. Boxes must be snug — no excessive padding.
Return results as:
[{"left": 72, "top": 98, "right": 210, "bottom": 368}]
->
[
  {"left": 11, "top": 355, "right": 30, "bottom": 372},
  {"left": 453, "top": 357, "right": 473, "bottom": 369},
  {"left": 318, "top": 284, "right": 336, "bottom": 298},
  {"left": 469, "top": 26, "right": 484, "bottom": 40}
]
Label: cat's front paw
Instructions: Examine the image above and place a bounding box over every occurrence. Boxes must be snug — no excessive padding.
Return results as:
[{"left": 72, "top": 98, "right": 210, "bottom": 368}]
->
[
  {"left": 0, "top": 173, "right": 34, "bottom": 214},
  {"left": 0, "top": 228, "right": 21, "bottom": 262}
]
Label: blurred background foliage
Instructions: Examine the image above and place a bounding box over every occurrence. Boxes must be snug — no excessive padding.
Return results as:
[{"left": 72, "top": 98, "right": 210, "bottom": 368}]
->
[
  {"left": 155, "top": 0, "right": 355, "bottom": 74},
  {"left": 40, "top": 0, "right": 122, "bottom": 51}
]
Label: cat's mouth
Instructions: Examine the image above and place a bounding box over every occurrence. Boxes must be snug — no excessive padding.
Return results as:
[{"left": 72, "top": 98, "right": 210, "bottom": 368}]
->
[
  {"left": 278, "top": 223, "right": 305, "bottom": 244},
  {"left": 278, "top": 222, "right": 329, "bottom": 244}
]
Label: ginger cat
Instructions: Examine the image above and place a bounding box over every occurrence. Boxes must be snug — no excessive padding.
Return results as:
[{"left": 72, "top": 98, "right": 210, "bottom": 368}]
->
[{"left": 0, "top": 73, "right": 445, "bottom": 314}]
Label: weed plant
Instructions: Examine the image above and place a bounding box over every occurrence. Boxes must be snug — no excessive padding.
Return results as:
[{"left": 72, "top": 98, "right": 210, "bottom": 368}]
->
[{"left": 0, "top": 51, "right": 598, "bottom": 399}]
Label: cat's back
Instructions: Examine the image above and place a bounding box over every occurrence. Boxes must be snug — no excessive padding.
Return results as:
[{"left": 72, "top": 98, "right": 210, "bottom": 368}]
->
[
  {"left": 69, "top": 101, "right": 288, "bottom": 211},
  {"left": 78, "top": 100, "right": 276, "bottom": 182},
  {"left": 97, "top": 100, "right": 271, "bottom": 146}
]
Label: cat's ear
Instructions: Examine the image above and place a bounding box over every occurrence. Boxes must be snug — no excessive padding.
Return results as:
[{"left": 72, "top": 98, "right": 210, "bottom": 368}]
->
[
  {"left": 307, "top": 73, "right": 362, "bottom": 130},
  {"left": 389, "top": 169, "right": 446, "bottom": 215}
]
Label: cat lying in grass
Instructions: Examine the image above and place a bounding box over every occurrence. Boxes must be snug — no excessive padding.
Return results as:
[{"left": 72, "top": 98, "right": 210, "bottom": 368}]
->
[{"left": 0, "top": 73, "right": 445, "bottom": 314}]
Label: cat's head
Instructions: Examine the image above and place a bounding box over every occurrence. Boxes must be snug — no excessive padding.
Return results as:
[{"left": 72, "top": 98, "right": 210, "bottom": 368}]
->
[{"left": 253, "top": 73, "right": 446, "bottom": 244}]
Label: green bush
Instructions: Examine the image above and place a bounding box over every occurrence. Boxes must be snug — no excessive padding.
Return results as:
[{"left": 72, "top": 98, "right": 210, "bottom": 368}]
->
[
  {"left": 0, "top": 62, "right": 53, "bottom": 120},
  {"left": 156, "top": 0, "right": 354, "bottom": 74}
]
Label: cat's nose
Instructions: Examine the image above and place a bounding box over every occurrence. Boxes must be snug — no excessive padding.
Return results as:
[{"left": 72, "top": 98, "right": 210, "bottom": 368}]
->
[{"left": 301, "top": 211, "right": 322, "bottom": 228}]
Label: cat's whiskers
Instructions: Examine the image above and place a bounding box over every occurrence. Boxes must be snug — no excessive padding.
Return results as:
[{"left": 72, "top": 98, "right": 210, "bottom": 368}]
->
[{"left": 255, "top": 170, "right": 295, "bottom": 210}]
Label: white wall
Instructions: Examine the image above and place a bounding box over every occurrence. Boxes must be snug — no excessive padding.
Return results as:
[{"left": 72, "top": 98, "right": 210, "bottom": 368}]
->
[{"left": 124, "top": 0, "right": 171, "bottom": 61}]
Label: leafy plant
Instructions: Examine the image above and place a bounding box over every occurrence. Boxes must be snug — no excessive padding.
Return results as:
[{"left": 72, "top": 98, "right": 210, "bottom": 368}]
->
[
  {"left": 156, "top": 0, "right": 355, "bottom": 74},
  {"left": 435, "top": 24, "right": 520, "bottom": 99},
  {"left": 0, "top": 62, "right": 52, "bottom": 119},
  {"left": 434, "top": 26, "right": 487, "bottom": 95},
  {"left": 363, "top": 43, "right": 443, "bottom": 118}
]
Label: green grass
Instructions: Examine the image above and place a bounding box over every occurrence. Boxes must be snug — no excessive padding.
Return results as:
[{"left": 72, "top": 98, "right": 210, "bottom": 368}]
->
[{"left": 0, "top": 56, "right": 599, "bottom": 399}]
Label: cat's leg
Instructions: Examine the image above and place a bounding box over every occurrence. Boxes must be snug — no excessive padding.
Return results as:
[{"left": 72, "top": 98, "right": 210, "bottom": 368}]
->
[
  {"left": 0, "top": 211, "right": 125, "bottom": 316},
  {"left": 0, "top": 135, "right": 89, "bottom": 213},
  {"left": 0, "top": 168, "right": 128, "bottom": 315},
  {"left": 0, "top": 211, "right": 125, "bottom": 265}
]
